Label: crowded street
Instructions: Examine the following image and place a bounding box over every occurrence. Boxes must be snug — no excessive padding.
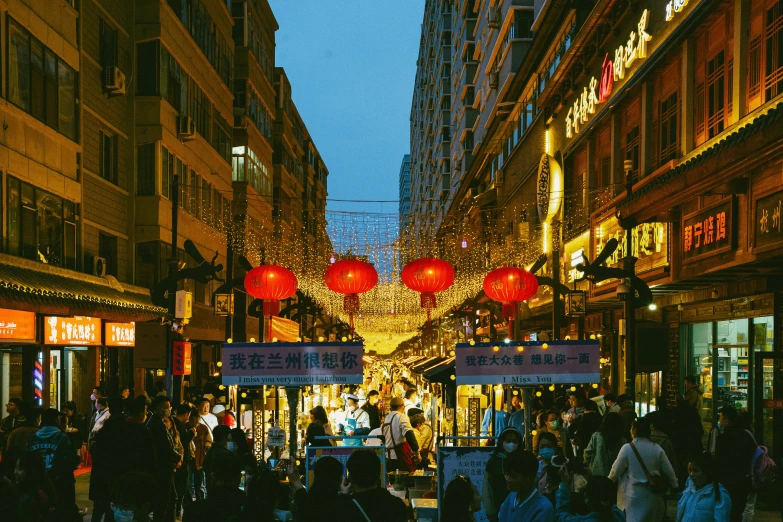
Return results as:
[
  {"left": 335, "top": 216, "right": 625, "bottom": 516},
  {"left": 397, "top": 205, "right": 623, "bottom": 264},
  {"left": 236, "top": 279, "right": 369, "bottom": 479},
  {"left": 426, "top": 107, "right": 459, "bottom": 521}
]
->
[{"left": 2, "top": 0, "right": 783, "bottom": 521}]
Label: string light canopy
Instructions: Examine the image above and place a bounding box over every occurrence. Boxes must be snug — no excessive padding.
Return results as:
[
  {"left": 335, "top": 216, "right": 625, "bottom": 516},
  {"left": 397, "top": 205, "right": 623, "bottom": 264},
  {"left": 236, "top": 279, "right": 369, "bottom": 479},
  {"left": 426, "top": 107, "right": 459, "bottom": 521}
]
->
[
  {"left": 483, "top": 266, "right": 539, "bottom": 340},
  {"left": 324, "top": 258, "right": 378, "bottom": 334}
]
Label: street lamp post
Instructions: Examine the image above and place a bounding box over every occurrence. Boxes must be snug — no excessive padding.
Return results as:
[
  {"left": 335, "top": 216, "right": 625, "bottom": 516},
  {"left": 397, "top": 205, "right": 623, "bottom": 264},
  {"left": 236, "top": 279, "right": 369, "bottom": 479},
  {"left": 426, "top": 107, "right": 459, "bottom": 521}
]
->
[{"left": 622, "top": 159, "right": 638, "bottom": 401}]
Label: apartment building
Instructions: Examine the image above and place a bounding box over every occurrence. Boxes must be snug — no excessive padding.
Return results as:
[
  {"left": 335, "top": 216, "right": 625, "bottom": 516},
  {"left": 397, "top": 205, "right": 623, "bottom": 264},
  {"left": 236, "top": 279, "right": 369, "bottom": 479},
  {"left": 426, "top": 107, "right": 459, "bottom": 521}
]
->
[
  {"left": 0, "top": 0, "right": 328, "bottom": 412},
  {"left": 398, "top": 153, "right": 411, "bottom": 225}
]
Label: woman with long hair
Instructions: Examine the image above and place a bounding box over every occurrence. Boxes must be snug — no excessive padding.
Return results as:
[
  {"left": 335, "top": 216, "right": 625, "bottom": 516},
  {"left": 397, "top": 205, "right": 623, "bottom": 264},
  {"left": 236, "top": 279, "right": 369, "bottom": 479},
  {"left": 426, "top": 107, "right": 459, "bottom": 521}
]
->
[
  {"left": 608, "top": 418, "right": 678, "bottom": 521},
  {"left": 585, "top": 412, "right": 627, "bottom": 477},
  {"left": 306, "top": 406, "right": 334, "bottom": 447},
  {"left": 481, "top": 427, "right": 522, "bottom": 522},
  {"left": 440, "top": 475, "right": 482, "bottom": 522},
  {"left": 676, "top": 452, "right": 730, "bottom": 521}
]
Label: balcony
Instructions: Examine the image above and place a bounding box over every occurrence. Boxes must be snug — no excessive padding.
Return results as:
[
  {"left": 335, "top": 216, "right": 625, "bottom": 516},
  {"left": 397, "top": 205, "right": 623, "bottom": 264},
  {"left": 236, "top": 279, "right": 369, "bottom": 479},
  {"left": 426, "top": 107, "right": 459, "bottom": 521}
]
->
[{"left": 465, "top": 108, "right": 480, "bottom": 130}]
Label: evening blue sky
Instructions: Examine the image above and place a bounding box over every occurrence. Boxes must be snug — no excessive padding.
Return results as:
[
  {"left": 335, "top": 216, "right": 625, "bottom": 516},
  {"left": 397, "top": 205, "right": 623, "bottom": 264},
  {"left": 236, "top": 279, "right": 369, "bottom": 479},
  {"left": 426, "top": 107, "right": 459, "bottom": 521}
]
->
[{"left": 269, "top": 1, "right": 422, "bottom": 214}]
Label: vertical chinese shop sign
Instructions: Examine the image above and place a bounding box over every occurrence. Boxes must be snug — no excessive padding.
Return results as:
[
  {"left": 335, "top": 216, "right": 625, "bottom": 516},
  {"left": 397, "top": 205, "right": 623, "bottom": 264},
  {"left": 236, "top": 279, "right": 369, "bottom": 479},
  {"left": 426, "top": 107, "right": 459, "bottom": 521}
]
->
[
  {"left": 455, "top": 341, "right": 600, "bottom": 385},
  {"left": 221, "top": 342, "right": 364, "bottom": 385},
  {"left": 754, "top": 189, "right": 783, "bottom": 252}
]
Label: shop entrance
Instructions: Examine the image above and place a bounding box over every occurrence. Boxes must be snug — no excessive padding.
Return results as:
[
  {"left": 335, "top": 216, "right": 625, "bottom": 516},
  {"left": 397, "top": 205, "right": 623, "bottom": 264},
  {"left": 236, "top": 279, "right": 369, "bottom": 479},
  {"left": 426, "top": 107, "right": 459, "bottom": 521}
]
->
[
  {"left": 754, "top": 352, "right": 783, "bottom": 464},
  {"left": 634, "top": 371, "right": 662, "bottom": 416}
]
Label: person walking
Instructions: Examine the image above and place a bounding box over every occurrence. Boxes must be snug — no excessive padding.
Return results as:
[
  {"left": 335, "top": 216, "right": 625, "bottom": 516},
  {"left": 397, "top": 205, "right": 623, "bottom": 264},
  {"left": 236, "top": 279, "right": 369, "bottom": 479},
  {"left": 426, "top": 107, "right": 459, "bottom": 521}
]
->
[
  {"left": 533, "top": 411, "right": 562, "bottom": 453},
  {"left": 87, "top": 397, "right": 111, "bottom": 452},
  {"left": 333, "top": 449, "right": 408, "bottom": 522},
  {"left": 440, "top": 475, "right": 482, "bottom": 522},
  {"left": 714, "top": 406, "right": 756, "bottom": 521},
  {"left": 203, "top": 425, "right": 238, "bottom": 490},
  {"left": 676, "top": 452, "right": 730, "bottom": 522},
  {"left": 148, "top": 397, "right": 182, "bottom": 522},
  {"left": 585, "top": 412, "right": 626, "bottom": 477},
  {"left": 381, "top": 397, "right": 419, "bottom": 472},
  {"left": 683, "top": 378, "right": 703, "bottom": 416},
  {"left": 608, "top": 417, "right": 678, "bottom": 522},
  {"left": 361, "top": 390, "right": 382, "bottom": 430},
  {"left": 196, "top": 398, "right": 218, "bottom": 433},
  {"left": 498, "top": 449, "right": 555, "bottom": 522},
  {"left": 604, "top": 393, "right": 621, "bottom": 415},
  {"left": 174, "top": 404, "right": 196, "bottom": 515},
  {"left": 89, "top": 396, "right": 126, "bottom": 522},
  {"left": 482, "top": 429, "right": 530, "bottom": 522},
  {"left": 188, "top": 408, "right": 211, "bottom": 501},
  {"left": 25, "top": 408, "right": 81, "bottom": 522}
]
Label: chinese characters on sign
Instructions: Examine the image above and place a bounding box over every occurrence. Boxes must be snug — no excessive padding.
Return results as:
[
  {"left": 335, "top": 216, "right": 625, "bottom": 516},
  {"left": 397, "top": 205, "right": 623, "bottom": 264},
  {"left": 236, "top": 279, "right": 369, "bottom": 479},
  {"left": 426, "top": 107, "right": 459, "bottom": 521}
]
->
[
  {"left": 438, "top": 447, "right": 494, "bottom": 522},
  {"left": 755, "top": 189, "right": 783, "bottom": 250},
  {"left": 762, "top": 399, "right": 783, "bottom": 409},
  {"left": 593, "top": 216, "right": 668, "bottom": 285},
  {"left": 0, "top": 309, "right": 36, "bottom": 341},
  {"left": 455, "top": 341, "right": 600, "bottom": 385},
  {"left": 682, "top": 198, "right": 732, "bottom": 262},
  {"left": 105, "top": 322, "right": 135, "bottom": 347},
  {"left": 566, "top": 10, "right": 652, "bottom": 139},
  {"left": 666, "top": 0, "right": 693, "bottom": 21},
  {"left": 221, "top": 342, "right": 364, "bottom": 385},
  {"left": 44, "top": 316, "right": 102, "bottom": 346}
]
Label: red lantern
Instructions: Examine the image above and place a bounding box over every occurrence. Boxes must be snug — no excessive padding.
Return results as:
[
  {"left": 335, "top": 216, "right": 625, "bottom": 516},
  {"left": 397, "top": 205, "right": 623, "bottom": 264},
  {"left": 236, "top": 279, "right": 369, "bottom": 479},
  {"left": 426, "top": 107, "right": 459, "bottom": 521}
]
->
[
  {"left": 483, "top": 267, "right": 539, "bottom": 340},
  {"left": 245, "top": 265, "right": 298, "bottom": 340},
  {"left": 401, "top": 257, "right": 455, "bottom": 309},
  {"left": 324, "top": 259, "right": 378, "bottom": 334}
]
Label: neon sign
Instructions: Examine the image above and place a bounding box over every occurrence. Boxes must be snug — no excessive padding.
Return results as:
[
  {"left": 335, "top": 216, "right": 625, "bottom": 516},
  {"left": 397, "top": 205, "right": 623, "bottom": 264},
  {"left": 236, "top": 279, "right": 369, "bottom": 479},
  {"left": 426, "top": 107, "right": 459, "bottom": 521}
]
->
[
  {"left": 666, "top": 0, "right": 691, "bottom": 21},
  {"left": 566, "top": 9, "right": 652, "bottom": 139}
]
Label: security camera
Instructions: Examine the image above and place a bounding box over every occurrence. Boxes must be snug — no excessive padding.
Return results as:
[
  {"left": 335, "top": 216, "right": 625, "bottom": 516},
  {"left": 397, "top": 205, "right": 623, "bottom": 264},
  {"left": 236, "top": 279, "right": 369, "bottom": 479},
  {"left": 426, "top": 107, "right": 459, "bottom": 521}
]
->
[{"left": 616, "top": 279, "right": 631, "bottom": 301}]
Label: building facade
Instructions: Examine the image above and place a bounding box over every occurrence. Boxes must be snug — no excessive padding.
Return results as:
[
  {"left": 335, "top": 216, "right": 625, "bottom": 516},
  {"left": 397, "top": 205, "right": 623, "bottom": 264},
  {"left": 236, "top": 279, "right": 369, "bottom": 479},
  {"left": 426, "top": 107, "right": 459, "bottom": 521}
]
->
[
  {"left": 398, "top": 153, "right": 411, "bottom": 224},
  {"left": 424, "top": 0, "right": 783, "bottom": 458},
  {"left": 0, "top": 0, "right": 328, "bottom": 413}
]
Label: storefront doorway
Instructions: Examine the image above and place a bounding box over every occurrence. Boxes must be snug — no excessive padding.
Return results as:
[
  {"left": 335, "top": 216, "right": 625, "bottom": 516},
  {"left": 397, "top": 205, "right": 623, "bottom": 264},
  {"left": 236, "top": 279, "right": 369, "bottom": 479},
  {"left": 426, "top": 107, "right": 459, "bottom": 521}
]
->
[
  {"left": 754, "top": 352, "right": 783, "bottom": 464},
  {"left": 634, "top": 371, "right": 662, "bottom": 416}
]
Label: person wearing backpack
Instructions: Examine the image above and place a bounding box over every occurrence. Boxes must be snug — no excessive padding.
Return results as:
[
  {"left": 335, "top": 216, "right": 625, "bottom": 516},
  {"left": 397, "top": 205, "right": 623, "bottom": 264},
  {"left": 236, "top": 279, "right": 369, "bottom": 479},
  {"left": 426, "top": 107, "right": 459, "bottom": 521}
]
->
[
  {"left": 677, "top": 452, "right": 730, "bottom": 522},
  {"left": 714, "top": 406, "right": 756, "bottom": 522}
]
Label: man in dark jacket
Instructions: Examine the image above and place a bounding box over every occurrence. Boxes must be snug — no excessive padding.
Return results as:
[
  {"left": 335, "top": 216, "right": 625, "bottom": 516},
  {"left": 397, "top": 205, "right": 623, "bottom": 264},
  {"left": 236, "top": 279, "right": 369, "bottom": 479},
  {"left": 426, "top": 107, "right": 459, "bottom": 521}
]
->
[
  {"left": 89, "top": 396, "right": 126, "bottom": 522},
  {"left": 174, "top": 403, "right": 196, "bottom": 516},
  {"left": 25, "top": 407, "right": 81, "bottom": 522},
  {"left": 716, "top": 405, "right": 757, "bottom": 521},
  {"left": 333, "top": 449, "right": 408, "bottom": 522},
  {"left": 361, "top": 390, "right": 382, "bottom": 430},
  {"left": 148, "top": 397, "right": 182, "bottom": 522}
]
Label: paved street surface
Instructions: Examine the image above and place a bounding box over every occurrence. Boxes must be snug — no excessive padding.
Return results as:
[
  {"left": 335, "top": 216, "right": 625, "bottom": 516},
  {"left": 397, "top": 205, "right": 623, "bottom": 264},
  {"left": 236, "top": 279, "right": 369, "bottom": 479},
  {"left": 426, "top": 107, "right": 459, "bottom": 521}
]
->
[{"left": 76, "top": 470, "right": 781, "bottom": 522}]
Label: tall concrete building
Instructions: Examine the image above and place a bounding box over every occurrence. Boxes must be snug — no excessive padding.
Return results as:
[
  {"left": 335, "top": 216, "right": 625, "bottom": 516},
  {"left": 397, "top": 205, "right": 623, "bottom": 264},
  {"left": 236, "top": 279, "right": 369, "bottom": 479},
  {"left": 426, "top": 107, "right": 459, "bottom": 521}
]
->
[
  {"left": 0, "top": 0, "right": 328, "bottom": 412},
  {"left": 410, "top": 0, "right": 452, "bottom": 236},
  {"left": 398, "top": 154, "right": 411, "bottom": 223}
]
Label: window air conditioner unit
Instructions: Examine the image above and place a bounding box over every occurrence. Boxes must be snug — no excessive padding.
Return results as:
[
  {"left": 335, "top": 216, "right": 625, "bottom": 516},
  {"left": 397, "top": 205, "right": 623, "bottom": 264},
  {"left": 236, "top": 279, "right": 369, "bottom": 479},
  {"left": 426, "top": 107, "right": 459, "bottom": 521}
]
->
[
  {"left": 489, "top": 7, "right": 501, "bottom": 28},
  {"left": 178, "top": 117, "right": 196, "bottom": 141},
  {"left": 104, "top": 66, "right": 126, "bottom": 95},
  {"left": 92, "top": 256, "right": 107, "bottom": 277},
  {"left": 489, "top": 71, "right": 499, "bottom": 89}
]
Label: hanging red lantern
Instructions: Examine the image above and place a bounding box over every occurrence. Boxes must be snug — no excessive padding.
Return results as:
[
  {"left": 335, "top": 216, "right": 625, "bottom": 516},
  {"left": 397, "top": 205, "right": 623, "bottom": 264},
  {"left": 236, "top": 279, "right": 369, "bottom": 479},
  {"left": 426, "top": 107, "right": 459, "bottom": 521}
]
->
[
  {"left": 483, "top": 266, "right": 539, "bottom": 340},
  {"left": 324, "top": 259, "right": 378, "bottom": 334},
  {"left": 245, "top": 265, "right": 298, "bottom": 340},
  {"left": 401, "top": 258, "right": 454, "bottom": 341}
]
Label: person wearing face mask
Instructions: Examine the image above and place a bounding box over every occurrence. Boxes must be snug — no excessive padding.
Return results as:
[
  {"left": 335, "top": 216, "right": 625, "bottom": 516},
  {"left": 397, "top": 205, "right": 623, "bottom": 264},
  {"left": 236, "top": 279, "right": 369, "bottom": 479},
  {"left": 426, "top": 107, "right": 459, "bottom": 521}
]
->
[
  {"left": 361, "top": 390, "right": 382, "bottom": 430},
  {"left": 343, "top": 394, "right": 371, "bottom": 447},
  {"left": 482, "top": 427, "right": 523, "bottom": 522},
  {"left": 536, "top": 432, "right": 559, "bottom": 472},
  {"left": 677, "top": 452, "right": 731, "bottom": 522},
  {"left": 110, "top": 471, "right": 157, "bottom": 522},
  {"left": 148, "top": 396, "right": 182, "bottom": 522},
  {"left": 440, "top": 474, "right": 483, "bottom": 522},
  {"left": 202, "top": 425, "right": 238, "bottom": 491},
  {"left": 533, "top": 411, "right": 562, "bottom": 454},
  {"left": 90, "top": 386, "right": 104, "bottom": 413}
]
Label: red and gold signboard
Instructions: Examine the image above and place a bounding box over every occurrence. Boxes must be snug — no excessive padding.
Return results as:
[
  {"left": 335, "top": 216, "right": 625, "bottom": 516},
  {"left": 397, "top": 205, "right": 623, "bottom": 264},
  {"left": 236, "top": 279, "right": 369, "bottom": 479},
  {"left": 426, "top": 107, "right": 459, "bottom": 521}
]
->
[
  {"left": 172, "top": 341, "right": 192, "bottom": 376},
  {"left": 762, "top": 399, "right": 783, "bottom": 410},
  {"left": 0, "top": 309, "right": 36, "bottom": 342},
  {"left": 106, "top": 322, "right": 135, "bottom": 347},
  {"left": 44, "top": 316, "right": 102, "bottom": 346}
]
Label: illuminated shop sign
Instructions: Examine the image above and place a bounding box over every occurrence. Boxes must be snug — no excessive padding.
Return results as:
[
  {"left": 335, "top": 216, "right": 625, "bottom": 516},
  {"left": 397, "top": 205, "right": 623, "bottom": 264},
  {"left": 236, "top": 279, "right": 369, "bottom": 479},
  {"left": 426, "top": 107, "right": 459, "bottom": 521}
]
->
[
  {"left": 0, "top": 309, "right": 36, "bottom": 341},
  {"left": 593, "top": 216, "right": 668, "bottom": 286},
  {"left": 566, "top": 9, "right": 652, "bottom": 139},
  {"left": 44, "top": 316, "right": 102, "bottom": 345},
  {"left": 683, "top": 197, "right": 732, "bottom": 263},
  {"left": 754, "top": 188, "right": 783, "bottom": 250},
  {"left": 666, "top": 0, "right": 695, "bottom": 21},
  {"left": 106, "top": 322, "right": 135, "bottom": 347}
]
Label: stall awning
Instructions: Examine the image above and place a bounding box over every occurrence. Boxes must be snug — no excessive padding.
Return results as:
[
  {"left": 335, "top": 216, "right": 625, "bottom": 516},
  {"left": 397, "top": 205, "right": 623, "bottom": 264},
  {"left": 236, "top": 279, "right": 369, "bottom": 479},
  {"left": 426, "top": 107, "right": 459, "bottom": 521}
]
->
[
  {"left": 422, "top": 357, "right": 455, "bottom": 384},
  {"left": 0, "top": 254, "right": 166, "bottom": 320},
  {"left": 410, "top": 357, "right": 447, "bottom": 374},
  {"left": 401, "top": 355, "right": 428, "bottom": 366}
]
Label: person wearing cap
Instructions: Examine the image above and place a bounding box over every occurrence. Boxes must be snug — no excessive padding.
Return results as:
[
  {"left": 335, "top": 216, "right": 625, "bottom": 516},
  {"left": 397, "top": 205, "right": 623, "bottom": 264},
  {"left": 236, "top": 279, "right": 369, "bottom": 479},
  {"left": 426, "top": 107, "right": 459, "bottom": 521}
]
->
[
  {"left": 343, "top": 394, "right": 371, "bottom": 447},
  {"left": 382, "top": 397, "right": 419, "bottom": 472}
]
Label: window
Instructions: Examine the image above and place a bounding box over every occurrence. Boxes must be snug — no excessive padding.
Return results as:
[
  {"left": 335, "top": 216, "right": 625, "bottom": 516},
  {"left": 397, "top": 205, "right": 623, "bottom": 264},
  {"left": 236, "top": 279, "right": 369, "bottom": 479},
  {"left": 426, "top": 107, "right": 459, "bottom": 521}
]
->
[
  {"left": 100, "top": 132, "right": 118, "bottom": 184},
  {"left": 8, "top": 19, "right": 77, "bottom": 141},
  {"left": 621, "top": 96, "right": 641, "bottom": 183},
  {"left": 6, "top": 176, "right": 77, "bottom": 268},
  {"left": 136, "top": 41, "right": 160, "bottom": 95},
  {"left": 137, "top": 143, "right": 157, "bottom": 195},
  {"left": 99, "top": 19, "right": 118, "bottom": 69},
  {"left": 659, "top": 93, "right": 678, "bottom": 164},
  {"left": 99, "top": 232, "right": 118, "bottom": 277},
  {"left": 695, "top": 11, "right": 733, "bottom": 146},
  {"left": 189, "top": 169, "right": 198, "bottom": 216},
  {"left": 161, "top": 147, "right": 174, "bottom": 200},
  {"left": 201, "top": 178, "right": 212, "bottom": 222}
]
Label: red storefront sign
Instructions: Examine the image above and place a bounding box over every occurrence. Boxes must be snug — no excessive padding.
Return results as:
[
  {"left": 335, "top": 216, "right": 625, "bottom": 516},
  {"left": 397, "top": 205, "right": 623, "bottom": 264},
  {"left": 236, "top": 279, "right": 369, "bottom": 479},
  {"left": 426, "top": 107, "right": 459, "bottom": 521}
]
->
[
  {"left": 44, "top": 316, "right": 102, "bottom": 345},
  {"left": 762, "top": 399, "right": 783, "bottom": 409},
  {"left": 106, "top": 322, "right": 136, "bottom": 347},
  {"left": 172, "top": 341, "right": 192, "bottom": 376}
]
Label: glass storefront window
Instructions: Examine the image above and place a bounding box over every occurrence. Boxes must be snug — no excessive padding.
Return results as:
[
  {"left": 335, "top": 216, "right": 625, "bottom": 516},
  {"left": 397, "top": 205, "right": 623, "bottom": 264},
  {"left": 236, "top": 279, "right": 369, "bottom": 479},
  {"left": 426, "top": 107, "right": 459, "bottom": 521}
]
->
[{"left": 688, "top": 322, "right": 713, "bottom": 427}]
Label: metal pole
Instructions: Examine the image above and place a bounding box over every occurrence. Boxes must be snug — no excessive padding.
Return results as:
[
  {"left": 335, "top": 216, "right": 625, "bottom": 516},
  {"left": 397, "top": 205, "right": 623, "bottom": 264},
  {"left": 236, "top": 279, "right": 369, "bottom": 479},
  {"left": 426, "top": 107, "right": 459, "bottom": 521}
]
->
[
  {"left": 623, "top": 160, "right": 637, "bottom": 401},
  {"left": 167, "top": 173, "right": 180, "bottom": 403},
  {"left": 552, "top": 246, "right": 561, "bottom": 340},
  {"left": 285, "top": 387, "right": 300, "bottom": 459},
  {"left": 490, "top": 385, "right": 496, "bottom": 441},
  {"left": 523, "top": 389, "right": 533, "bottom": 451}
]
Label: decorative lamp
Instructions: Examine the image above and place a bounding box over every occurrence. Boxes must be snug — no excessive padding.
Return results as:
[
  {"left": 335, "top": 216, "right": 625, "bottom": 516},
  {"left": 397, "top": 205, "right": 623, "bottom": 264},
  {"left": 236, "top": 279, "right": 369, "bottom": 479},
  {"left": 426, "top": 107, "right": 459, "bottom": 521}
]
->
[
  {"left": 401, "top": 257, "right": 454, "bottom": 336},
  {"left": 483, "top": 266, "right": 539, "bottom": 340},
  {"left": 324, "top": 259, "right": 378, "bottom": 334},
  {"left": 244, "top": 265, "right": 298, "bottom": 341}
]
